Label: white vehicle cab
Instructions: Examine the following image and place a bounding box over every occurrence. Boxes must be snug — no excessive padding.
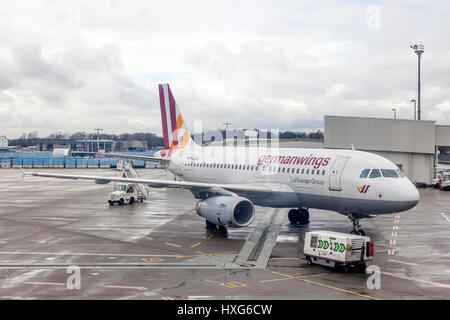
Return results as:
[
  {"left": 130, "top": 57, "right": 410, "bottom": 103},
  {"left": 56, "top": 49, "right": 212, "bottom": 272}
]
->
[
  {"left": 432, "top": 169, "right": 445, "bottom": 189},
  {"left": 440, "top": 172, "right": 450, "bottom": 191},
  {"left": 108, "top": 183, "right": 143, "bottom": 205}
]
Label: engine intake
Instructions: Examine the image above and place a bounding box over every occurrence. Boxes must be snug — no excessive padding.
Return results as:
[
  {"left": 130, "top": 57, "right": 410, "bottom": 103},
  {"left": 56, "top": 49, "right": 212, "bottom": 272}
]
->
[{"left": 196, "top": 196, "right": 255, "bottom": 228}]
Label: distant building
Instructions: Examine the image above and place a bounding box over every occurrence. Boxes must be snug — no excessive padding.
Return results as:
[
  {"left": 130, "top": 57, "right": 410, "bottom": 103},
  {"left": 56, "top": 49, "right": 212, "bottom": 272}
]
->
[
  {"left": 0, "top": 136, "right": 18, "bottom": 152},
  {"left": 34, "top": 138, "right": 150, "bottom": 156},
  {"left": 0, "top": 136, "right": 7, "bottom": 148},
  {"left": 36, "top": 139, "right": 114, "bottom": 157},
  {"left": 114, "top": 140, "right": 147, "bottom": 152}
]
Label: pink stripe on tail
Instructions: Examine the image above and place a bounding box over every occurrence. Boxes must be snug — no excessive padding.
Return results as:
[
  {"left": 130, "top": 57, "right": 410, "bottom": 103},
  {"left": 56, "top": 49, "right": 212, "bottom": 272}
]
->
[{"left": 159, "top": 84, "right": 170, "bottom": 149}]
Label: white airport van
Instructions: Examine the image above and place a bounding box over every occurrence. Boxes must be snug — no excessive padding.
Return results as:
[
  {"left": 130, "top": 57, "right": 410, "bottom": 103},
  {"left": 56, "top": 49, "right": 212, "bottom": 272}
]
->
[
  {"left": 302, "top": 231, "right": 374, "bottom": 272},
  {"left": 108, "top": 183, "right": 146, "bottom": 205}
]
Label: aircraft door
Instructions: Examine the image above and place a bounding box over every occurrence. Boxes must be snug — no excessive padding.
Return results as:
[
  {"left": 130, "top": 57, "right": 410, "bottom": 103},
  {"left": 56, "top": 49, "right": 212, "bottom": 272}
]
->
[
  {"left": 329, "top": 156, "right": 349, "bottom": 191},
  {"left": 254, "top": 164, "right": 268, "bottom": 179}
]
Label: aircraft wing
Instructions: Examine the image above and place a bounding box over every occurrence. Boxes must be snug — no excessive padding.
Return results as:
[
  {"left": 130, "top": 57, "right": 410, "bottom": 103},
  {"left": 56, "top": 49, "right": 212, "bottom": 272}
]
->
[
  {"left": 23, "top": 171, "right": 272, "bottom": 196},
  {"left": 96, "top": 152, "right": 169, "bottom": 163}
]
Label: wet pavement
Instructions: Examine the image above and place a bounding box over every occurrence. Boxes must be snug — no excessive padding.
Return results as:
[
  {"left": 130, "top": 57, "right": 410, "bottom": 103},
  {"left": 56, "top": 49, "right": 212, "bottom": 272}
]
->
[{"left": 0, "top": 168, "right": 449, "bottom": 299}]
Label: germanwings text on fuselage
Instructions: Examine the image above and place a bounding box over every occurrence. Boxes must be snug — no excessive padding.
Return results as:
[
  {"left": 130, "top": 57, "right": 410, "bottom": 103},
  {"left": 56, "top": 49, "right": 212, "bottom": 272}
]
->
[{"left": 257, "top": 154, "right": 331, "bottom": 169}]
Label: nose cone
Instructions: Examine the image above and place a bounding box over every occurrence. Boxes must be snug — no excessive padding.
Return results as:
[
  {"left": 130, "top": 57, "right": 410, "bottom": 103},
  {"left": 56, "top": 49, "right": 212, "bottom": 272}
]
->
[{"left": 397, "top": 181, "right": 420, "bottom": 212}]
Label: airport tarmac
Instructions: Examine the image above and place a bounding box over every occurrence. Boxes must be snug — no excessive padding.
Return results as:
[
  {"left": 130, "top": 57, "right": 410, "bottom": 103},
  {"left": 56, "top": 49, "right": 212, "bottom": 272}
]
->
[{"left": 0, "top": 168, "right": 449, "bottom": 300}]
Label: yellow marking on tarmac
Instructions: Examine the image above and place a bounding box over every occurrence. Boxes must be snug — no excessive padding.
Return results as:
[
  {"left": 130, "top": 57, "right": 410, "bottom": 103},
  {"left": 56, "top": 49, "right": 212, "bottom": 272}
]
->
[
  {"left": 165, "top": 242, "right": 181, "bottom": 248},
  {"left": 233, "top": 261, "right": 253, "bottom": 267},
  {"left": 190, "top": 242, "right": 201, "bottom": 248},
  {"left": 300, "top": 278, "right": 381, "bottom": 300},
  {"left": 195, "top": 251, "right": 214, "bottom": 256},
  {"left": 213, "top": 251, "right": 237, "bottom": 255},
  {"left": 144, "top": 236, "right": 154, "bottom": 240},
  {"left": 271, "top": 271, "right": 293, "bottom": 278},
  {"left": 264, "top": 271, "right": 380, "bottom": 300},
  {"left": 142, "top": 257, "right": 164, "bottom": 263},
  {"left": 220, "top": 282, "right": 247, "bottom": 288},
  {"left": 207, "top": 234, "right": 215, "bottom": 240},
  {"left": 260, "top": 273, "right": 329, "bottom": 283},
  {"left": 176, "top": 251, "right": 237, "bottom": 259}
]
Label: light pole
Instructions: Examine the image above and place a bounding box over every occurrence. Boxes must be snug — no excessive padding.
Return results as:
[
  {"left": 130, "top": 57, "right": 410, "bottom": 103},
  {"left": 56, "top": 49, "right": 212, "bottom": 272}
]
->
[
  {"left": 411, "top": 44, "right": 424, "bottom": 120},
  {"left": 392, "top": 108, "right": 397, "bottom": 119},
  {"left": 94, "top": 128, "right": 103, "bottom": 152},
  {"left": 411, "top": 99, "right": 416, "bottom": 120},
  {"left": 223, "top": 122, "right": 232, "bottom": 130}
]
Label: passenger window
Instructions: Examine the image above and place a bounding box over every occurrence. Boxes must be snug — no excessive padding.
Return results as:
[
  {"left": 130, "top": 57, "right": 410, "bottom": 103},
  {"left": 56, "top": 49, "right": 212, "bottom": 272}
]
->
[
  {"left": 317, "top": 170, "right": 320, "bottom": 175},
  {"left": 311, "top": 169, "right": 315, "bottom": 175},
  {"left": 360, "top": 169, "right": 370, "bottom": 178},
  {"left": 286, "top": 168, "right": 290, "bottom": 173},
  {"left": 282, "top": 168, "right": 285, "bottom": 173},
  {"left": 306, "top": 169, "right": 309, "bottom": 174},
  {"left": 369, "top": 169, "right": 381, "bottom": 178},
  {"left": 322, "top": 170, "right": 325, "bottom": 175},
  {"left": 296, "top": 169, "right": 299, "bottom": 174},
  {"left": 302, "top": 169, "right": 305, "bottom": 174}
]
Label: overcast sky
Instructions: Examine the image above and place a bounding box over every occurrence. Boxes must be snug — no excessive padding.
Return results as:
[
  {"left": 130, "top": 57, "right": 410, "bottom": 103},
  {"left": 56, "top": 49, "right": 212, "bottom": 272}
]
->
[{"left": 1, "top": 0, "right": 450, "bottom": 138}]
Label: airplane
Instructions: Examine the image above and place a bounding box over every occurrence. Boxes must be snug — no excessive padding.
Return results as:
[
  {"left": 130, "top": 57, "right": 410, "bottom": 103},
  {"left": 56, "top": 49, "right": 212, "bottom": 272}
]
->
[{"left": 24, "top": 84, "right": 420, "bottom": 235}]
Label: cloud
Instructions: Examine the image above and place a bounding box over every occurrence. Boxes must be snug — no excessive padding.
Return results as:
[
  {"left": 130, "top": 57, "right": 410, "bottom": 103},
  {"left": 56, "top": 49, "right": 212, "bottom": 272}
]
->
[{"left": 0, "top": 0, "right": 450, "bottom": 138}]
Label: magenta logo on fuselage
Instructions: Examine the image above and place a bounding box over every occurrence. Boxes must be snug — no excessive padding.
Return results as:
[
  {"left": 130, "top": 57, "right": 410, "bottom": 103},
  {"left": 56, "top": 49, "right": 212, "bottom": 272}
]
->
[{"left": 257, "top": 154, "right": 331, "bottom": 169}]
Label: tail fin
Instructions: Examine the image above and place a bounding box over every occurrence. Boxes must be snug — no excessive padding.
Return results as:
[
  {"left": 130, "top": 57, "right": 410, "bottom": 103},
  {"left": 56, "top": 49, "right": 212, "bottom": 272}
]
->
[{"left": 158, "top": 84, "right": 193, "bottom": 155}]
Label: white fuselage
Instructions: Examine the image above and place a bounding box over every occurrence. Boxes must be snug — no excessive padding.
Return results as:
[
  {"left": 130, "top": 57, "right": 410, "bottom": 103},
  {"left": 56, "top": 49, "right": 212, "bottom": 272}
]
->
[{"left": 165, "top": 143, "right": 420, "bottom": 216}]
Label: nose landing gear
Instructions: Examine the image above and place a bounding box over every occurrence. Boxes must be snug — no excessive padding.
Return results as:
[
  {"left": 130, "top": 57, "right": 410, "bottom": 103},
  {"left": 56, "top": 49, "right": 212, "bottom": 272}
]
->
[
  {"left": 288, "top": 208, "right": 310, "bottom": 225},
  {"left": 348, "top": 213, "right": 366, "bottom": 236}
]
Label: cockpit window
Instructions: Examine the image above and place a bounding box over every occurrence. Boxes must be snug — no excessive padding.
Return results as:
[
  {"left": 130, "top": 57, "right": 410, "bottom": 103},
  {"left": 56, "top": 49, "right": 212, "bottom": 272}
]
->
[
  {"left": 381, "top": 169, "right": 398, "bottom": 178},
  {"left": 369, "top": 169, "right": 381, "bottom": 178},
  {"left": 395, "top": 169, "right": 406, "bottom": 178},
  {"left": 360, "top": 169, "right": 370, "bottom": 178}
]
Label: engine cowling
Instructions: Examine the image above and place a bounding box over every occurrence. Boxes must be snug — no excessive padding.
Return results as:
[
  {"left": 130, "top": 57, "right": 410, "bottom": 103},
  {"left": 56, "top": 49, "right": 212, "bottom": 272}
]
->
[{"left": 196, "top": 196, "right": 255, "bottom": 228}]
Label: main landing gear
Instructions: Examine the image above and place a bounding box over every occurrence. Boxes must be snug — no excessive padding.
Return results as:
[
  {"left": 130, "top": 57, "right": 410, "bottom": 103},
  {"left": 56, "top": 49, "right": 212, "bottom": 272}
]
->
[
  {"left": 348, "top": 213, "right": 366, "bottom": 236},
  {"left": 205, "top": 220, "right": 227, "bottom": 232},
  {"left": 288, "top": 208, "right": 310, "bottom": 225}
]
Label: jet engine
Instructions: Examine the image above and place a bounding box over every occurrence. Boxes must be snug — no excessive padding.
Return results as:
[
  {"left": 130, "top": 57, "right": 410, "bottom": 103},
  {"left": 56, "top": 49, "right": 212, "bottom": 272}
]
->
[{"left": 195, "top": 196, "right": 255, "bottom": 227}]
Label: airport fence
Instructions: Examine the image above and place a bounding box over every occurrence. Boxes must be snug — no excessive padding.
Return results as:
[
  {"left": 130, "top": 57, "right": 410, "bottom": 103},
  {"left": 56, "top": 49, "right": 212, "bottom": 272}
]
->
[{"left": 0, "top": 151, "right": 160, "bottom": 169}]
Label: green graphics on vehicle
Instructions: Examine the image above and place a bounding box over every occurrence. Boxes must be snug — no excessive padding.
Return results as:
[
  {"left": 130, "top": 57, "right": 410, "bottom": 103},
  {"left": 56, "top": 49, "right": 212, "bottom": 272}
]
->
[
  {"left": 319, "top": 239, "right": 345, "bottom": 253},
  {"left": 318, "top": 240, "right": 330, "bottom": 249},
  {"left": 333, "top": 243, "right": 346, "bottom": 253}
]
